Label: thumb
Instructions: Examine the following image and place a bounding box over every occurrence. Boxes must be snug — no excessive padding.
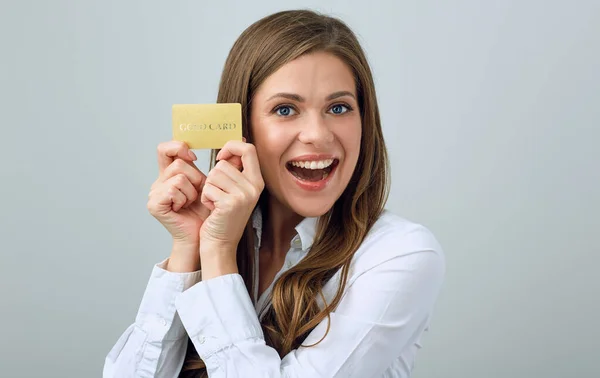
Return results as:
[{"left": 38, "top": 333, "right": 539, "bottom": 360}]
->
[
  {"left": 228, "top": 137, "right": 246, "bottom": 170},
  {"left": 227, "top": 155, "right": 243, "bottom": 171},
  {"left": 218, "top": 137, "right": 245, "bottom": 171}
]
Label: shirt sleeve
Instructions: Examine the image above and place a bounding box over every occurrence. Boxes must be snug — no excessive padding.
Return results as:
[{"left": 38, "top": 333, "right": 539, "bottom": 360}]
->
[
  {"left": 103, "top": 258, "right": 202, "bottom": 378},
  {"left": 174, "top": 229, "right": 445, "bottom": 378}
]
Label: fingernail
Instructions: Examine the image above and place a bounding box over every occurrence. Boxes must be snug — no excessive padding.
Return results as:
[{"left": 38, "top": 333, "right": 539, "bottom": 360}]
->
[{"left": 189, "top": 150, "right": 197, "bottom": 161}]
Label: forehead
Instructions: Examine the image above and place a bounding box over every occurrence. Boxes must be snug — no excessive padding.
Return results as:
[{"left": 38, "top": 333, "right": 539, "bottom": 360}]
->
[{"left": 255, "top": 51, "right": 356, "bottom": 99}]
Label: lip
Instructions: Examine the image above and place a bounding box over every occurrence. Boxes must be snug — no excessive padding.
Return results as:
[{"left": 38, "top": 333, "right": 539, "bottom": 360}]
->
[
  {"left": 285, "top": 158, "right": 339, "bottom": 192},
  {"left": 287, "top": 154, "right": 337, "bottom": 163}
]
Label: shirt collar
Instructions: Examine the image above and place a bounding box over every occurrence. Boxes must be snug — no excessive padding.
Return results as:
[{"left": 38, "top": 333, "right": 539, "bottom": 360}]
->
[
  {"left": 294, "top": 216, "right": 318, "bottom": 250},
  {"left": 251, "top": 206, "right": 263, "bottom": 249},
  {"left": 251, "top": 206, "right": 318, "bottom": 251}
]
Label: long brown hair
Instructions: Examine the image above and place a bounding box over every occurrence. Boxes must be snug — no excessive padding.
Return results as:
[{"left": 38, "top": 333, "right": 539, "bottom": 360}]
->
[{"left": 180, "top": 9, "right": 390, "bottom": 377}]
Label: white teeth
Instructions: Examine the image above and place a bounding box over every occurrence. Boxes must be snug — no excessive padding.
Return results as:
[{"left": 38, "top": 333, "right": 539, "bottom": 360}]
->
[{"left": 290, "top": 159, "right": 334, "bottom": 169}]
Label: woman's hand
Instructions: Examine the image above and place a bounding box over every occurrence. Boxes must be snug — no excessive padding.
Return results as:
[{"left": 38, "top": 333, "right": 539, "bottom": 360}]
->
[
  {"left": 147, "top": 141, "right": 210, "bottom": 249},
  {"left": 199, "top": 140, "right": 264, "bottom": 277}
]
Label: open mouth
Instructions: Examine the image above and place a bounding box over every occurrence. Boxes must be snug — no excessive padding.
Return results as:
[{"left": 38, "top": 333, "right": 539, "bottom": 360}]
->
[{"left": 285, "top": 158, "right": 340, "bottom": 182}]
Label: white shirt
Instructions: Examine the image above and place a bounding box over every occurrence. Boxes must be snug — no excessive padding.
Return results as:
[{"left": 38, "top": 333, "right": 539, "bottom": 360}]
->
[{"left": 103, "top": 208, "right": 445, "bottom": 378}]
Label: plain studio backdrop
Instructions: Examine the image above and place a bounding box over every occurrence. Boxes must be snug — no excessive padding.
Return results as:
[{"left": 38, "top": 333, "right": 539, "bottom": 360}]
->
[{"left": 1, "top": 0, "right": 598, "bottom": 377}]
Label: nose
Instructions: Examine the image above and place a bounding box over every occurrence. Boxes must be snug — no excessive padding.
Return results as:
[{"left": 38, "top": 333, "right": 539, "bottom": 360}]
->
[{"left": 297, "top": 112, "right": 335, "bottom": 148}]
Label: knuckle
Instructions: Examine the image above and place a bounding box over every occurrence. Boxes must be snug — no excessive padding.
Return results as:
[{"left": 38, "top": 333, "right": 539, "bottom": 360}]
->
[
  {"left": 237, "top": 191, "right": 249, "bottom": 203},
  {"left": 163, "top": 165, "right": 174, "bottom": 177},
  {"left": 192, "top": 172, "right": 205, "bottom": 187},
  {"left": 147, "top": 201, "right": 157, "bottom": 214},
  {"left": 249, "top": 187, "right": 259, "bottom": 200},
  {"left": 215, "top": 160, "right": 227, "bottom": 170},
  {"left": 173, "top": 158, "right": 187, "bottom": 169},
  {"left": 205, "top": 173, "right": 214, "bottom": 184},
  {"left": 175, "top": 173, "right": 187, "bottom": 185}
]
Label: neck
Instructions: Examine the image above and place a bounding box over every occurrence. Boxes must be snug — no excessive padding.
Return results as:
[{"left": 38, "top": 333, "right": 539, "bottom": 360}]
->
[{"left": 260, "top": 194, "right": 303, "bottom": 260}]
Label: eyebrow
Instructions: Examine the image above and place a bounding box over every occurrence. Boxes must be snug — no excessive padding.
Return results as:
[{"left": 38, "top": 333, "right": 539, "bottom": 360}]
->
[{"left": 266, "top": 91, "right": 356, "bottom": 102}]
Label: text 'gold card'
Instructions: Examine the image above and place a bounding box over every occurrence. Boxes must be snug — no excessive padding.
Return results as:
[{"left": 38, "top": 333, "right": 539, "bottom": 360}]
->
[{"left": 172, "top": 103, "right": 242, "bottom": 149}]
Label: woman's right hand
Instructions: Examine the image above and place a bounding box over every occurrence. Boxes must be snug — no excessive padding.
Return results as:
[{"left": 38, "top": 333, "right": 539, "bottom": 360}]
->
[{"left": 147, "top": 141, "right": 209, "bottom": 249}]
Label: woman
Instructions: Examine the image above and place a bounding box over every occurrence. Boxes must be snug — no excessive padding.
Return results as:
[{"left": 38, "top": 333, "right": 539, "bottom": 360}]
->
[{"left": 104, "top": 9, "right": 445, "bottom": 378}]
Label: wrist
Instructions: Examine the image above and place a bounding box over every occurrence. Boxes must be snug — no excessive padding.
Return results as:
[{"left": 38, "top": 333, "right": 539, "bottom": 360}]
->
[
  {"left": 166, "top": 241, "right": 200, "bottom": 273},
  {"left": 199, "top": 244, "right": 238, "bottom": 280},
  {"left": 199, "top": 240, "right": 235, "bottom": 254}
]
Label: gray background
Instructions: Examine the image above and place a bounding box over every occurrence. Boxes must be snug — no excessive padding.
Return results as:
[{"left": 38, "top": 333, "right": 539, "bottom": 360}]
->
[{"left": 1, "top": 0, "right": 598, "bottom": 377}]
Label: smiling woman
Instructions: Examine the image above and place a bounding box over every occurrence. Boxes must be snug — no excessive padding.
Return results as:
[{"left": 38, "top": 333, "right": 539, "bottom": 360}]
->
[
  {"left": 251, "top": 51, "right": 361, "bottom": 203},
  {"left": 104, "top": 9, "right": 445, "bottom": 378}
]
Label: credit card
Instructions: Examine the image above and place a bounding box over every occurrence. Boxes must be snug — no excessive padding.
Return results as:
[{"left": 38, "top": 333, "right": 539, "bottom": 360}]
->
[{"left": 172, "top": 103, "right": 242, "bottom": 149}]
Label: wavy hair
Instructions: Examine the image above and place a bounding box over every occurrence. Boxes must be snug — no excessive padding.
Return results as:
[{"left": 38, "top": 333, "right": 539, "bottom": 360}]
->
[{"left": 180, "top": 9, "right": 390, "bottom": 377}]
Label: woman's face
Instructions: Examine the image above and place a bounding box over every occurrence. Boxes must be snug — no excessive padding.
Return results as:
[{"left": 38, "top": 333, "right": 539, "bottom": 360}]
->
[{"left": 250, "top": 51, "right": 362, "bottom": 217}]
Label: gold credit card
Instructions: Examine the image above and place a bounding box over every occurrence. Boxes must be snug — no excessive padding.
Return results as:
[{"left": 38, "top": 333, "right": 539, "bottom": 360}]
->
[{"left": 172, "top": 103, "right": 242, "bottom": 149}]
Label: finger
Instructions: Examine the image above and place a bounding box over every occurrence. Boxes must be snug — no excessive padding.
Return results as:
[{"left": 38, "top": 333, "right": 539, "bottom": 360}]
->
[
  {"left": 231, "top": 137, "right": 245, "bottom": 169},
  {"left": 200, "top": 182, "right": 223, "bottom": 211},
  {"left": 155, "top": 184, "right": 187, "bottom": 213},
  {"left": 166, "top": 173, "right": 199, "bottom": 208},
  {"left": 226, "top": 155, "right": 243, "bottom": 171},
  {"left": 215, "top": 141, "right": 262, "bottom": 184},
  {"left": 157, "top": 141, "right": 197, "bottom": 173},
  {"left": 160, "top": 158, "right": 206, "bottom": 190},
  {"left": 206, "top": 166, "right": 241, "bottom": 195},
  {"left": 169, "top": 187, "right": 187, "bottom": 212},
  {"left": 216, "top": 148, "right": 242, "bottom": 171},
  {"left": 212, "top": 160, "right": 247, "bottom": 184},
  {"left": 186, "top": 193, "right": 211, "bottom": 219}
]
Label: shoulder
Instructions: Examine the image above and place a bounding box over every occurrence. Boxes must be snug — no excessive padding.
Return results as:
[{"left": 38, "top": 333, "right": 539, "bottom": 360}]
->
[{"left": 351, "top": 209, "right": 446, "bottom": 274}]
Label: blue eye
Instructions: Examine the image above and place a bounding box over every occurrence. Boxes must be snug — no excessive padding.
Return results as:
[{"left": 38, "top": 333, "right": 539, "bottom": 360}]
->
[
  {"left": 275, "top": 106, "right": 296, "bottom": 117},
  {"left": 330, "top": 104, "right": 350, "bottom": 115}
]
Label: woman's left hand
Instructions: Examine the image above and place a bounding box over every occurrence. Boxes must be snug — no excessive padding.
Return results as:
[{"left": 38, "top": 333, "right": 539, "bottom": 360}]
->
[{"left": 199, "top": 140, "right": 264, "bottom": 271}]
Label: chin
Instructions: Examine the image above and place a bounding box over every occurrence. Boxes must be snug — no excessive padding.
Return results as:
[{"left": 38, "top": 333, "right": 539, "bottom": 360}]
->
[{"left": 287, "top": 197, "right": 336, "bottom": 217}]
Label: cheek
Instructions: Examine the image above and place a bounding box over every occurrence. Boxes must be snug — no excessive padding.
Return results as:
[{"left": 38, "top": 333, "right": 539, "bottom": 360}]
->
[
  {"left": 339, "top": 120, "right": 362, "bottom": 159},
  {"left": 251, "top": 115, "right": 286, "bottom": 147},
  {"left": 251, "top": 118, "right": 289, "bottom": 178}
]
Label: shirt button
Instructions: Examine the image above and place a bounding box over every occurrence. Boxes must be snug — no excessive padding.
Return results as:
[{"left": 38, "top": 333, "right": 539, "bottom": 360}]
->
[
  {"left": 198, "top": 336, "right": 205, "bottom": 344},
  {"left": 291, "top": 236, "right": 302, "bottom": 249},
  {"left": 285, "top": 260, "right": 293, "bottom": 269},
  {"left": 158, "top": 317, "right": 167, "bottom": 326}
]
